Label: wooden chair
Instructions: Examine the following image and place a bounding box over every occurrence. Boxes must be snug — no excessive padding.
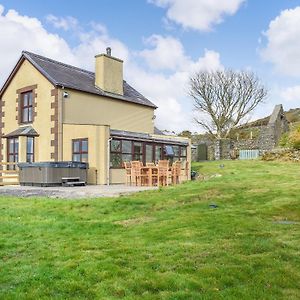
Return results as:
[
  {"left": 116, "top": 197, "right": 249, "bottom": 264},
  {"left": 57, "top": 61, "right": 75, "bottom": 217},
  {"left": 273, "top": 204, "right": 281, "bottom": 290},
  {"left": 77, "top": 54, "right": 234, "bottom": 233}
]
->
[
  {"left": 157, "top": 160, "right": 170, "bottom": 186},
  {"left": 146, "top": 162, "right": 155, "bottom": 167},
  {"left": 171, "top": 161, "right": 182, "bottom": 185},
  {"left": 123, "top": 161, "right": 132, "bottom": 185},
  {"left": 131, "top": 161, "right": 148, "bottom": 186}
]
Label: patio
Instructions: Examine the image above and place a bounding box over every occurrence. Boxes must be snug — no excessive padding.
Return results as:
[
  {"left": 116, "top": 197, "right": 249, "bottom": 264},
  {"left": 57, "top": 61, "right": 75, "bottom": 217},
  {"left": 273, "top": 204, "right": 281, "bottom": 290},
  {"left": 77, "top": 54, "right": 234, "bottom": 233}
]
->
[{"left": 0, "top": 184, "right": 157, "bottom": 199}]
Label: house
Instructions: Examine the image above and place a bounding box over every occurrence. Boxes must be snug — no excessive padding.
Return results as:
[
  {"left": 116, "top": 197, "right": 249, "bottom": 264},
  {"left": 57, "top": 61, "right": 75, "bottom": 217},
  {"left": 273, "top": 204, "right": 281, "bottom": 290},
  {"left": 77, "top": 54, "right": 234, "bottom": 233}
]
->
[{"left": 0, "top": 48, "right": 191, "bottom": 184}]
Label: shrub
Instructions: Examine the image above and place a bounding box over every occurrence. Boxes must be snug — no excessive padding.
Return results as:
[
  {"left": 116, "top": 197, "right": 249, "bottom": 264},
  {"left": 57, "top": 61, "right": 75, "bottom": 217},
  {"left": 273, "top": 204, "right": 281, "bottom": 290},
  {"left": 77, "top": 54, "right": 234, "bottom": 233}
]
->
[{"left": 280, "top": 126, "right": 300, "bottom": 149}]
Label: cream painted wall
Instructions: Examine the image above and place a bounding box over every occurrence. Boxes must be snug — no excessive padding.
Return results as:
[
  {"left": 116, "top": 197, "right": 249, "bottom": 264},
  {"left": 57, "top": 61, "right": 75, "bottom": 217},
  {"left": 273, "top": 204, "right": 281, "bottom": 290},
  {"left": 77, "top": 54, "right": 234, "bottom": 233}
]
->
[
  {"left": 1, "top": 59, "right": 55, "bottom": 163},
  {"left": 62, "top": 89, "right": 155, "bottom": 134},
  {"left": 62, "top": 124, "right": 110, "bottom": 185}
]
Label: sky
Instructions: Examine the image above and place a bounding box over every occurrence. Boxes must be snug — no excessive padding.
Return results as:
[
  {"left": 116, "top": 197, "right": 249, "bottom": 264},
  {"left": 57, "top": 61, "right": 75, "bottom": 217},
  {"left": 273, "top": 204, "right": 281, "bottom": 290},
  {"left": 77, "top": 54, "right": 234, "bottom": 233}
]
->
[{"left": 1, "top": 0, "right": 300, "bottom": 133}]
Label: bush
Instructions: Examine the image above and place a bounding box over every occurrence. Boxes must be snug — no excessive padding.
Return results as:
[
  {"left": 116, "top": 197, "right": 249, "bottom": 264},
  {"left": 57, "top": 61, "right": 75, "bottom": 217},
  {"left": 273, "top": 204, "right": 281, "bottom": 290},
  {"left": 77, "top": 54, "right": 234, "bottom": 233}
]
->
[{"left": 280, "top": 126, "right": 300, "bottom": 149}]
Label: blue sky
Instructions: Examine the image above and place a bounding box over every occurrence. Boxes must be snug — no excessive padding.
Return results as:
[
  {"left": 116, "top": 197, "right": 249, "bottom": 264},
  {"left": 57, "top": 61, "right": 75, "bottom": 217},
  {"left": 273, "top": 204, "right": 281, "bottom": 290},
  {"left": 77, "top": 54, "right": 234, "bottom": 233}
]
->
[{"left": 1, "top": 0, "right": 300, "bottom": 132}]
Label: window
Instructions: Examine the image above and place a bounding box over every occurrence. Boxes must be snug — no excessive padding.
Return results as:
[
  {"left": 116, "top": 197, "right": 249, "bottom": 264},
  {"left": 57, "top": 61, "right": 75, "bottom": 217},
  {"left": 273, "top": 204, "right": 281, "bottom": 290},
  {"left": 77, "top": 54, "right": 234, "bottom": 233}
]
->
[
  {"left": 26, "top": 137, "right": 34, "bottom": 163},
  {"left": 145, "top": 144, "right": 154, "bottom": 163},
  {"left": 7, "top": 137, "right": 19, "bottom": 170},
  {"left": 21, "top": 91, "right": 33, "bottom": 123},
  {"left": 110, "top": 139, "right": 133, "bottom": 168},
  {"left": 155, "top": 145, "right": 162, "bottom": 162},
  {"left": 133, "top": 142, "right": 143, "bottom": 161},
  {"left": 72, "top": 139, "right": 88, "bottom": 162}
]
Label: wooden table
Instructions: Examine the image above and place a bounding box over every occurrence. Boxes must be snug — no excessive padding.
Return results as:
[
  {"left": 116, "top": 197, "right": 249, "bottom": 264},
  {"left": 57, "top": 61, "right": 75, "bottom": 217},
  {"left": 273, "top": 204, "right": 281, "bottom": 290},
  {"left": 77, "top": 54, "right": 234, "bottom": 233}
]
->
[{"left": 140, "top": 166, "right": 158, "bottom": 186}]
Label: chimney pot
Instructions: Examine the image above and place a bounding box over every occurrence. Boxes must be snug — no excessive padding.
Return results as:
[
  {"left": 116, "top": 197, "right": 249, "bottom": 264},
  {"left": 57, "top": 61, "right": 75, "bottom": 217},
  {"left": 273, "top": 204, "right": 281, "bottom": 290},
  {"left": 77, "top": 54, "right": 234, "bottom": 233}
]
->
[{"left": 106, "top": 47, "right": 111, "bottom": 56}]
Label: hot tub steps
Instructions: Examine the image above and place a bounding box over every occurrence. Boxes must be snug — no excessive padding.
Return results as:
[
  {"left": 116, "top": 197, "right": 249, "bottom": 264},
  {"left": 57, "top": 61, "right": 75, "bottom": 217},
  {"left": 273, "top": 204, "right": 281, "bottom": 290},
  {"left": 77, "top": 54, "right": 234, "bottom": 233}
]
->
[{"left": 62, "top": 177, "right": 86, "bottom": 187}]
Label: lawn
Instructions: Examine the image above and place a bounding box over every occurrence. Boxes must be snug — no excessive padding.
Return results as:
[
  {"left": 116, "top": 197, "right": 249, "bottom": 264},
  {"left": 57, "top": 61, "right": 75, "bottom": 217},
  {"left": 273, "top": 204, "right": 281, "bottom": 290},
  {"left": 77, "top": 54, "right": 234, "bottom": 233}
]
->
[{"left": 1, "top": 160, "right": 300, "bottom": 299}]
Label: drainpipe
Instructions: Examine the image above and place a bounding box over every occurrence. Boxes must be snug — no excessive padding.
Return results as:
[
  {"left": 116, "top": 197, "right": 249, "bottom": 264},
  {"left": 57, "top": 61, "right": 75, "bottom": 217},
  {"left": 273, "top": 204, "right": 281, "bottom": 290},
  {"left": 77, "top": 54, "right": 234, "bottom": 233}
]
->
[{"left": 107, "top": 138, "right": 112, "bottom": 185}]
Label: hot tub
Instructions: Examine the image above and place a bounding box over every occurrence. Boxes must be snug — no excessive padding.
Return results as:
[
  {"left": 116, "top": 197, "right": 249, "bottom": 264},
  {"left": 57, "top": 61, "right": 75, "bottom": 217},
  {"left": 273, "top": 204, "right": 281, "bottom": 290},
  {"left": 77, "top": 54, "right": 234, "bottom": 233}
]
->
[{"left": 18, "top": 161, "right": 88, "bottom": 187}]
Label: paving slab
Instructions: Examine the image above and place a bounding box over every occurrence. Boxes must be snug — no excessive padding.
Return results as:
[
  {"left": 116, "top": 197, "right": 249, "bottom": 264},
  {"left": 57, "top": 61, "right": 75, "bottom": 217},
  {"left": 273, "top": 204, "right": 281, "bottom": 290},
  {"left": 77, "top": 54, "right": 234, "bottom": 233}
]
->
[{"left": 0, "top": 185, "right": 157, "bottom": 199}]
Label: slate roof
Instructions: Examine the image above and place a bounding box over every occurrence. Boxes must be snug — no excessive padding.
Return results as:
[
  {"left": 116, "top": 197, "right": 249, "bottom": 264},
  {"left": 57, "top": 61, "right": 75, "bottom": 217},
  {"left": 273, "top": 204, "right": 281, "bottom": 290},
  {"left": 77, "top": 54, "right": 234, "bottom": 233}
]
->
[
  {"left": 0, "top": 51, "right": 157, "bottom": 109},
  {"left": 3, "top": 126, "right": 39, "bottom": 138}
]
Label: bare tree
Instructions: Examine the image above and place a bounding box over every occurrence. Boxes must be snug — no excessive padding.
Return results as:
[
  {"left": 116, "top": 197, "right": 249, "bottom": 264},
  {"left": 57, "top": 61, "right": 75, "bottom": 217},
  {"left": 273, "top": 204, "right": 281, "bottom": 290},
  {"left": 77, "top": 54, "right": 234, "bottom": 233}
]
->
[{"left": 189, "top": 69, "right": 267, "bottom": 139}]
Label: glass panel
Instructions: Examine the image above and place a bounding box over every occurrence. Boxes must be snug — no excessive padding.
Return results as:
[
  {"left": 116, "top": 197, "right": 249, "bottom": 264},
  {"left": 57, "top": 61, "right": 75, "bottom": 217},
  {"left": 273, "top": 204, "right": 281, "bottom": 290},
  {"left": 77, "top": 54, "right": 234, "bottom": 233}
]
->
[
  {"left": 122, "top": 154, "right": 132, "bottom": 162},
  {"left": 133, "top": 142, "right": 142, "bottom": 154},
  {"left": 26, "top": 154, "right": 34, "bottom": 163},
  {"left": 14, "top": 139, "right": 19, "bottom": 154},
  {"left": 81, "top": 154, "right": 88, "bottom": 163},
  {"left": 73, "top": 141, "right": 80, "bottom": 153},
  {"left": 181, "top": 146, "right": 187, "bottom": 157},
  {"left": 22, "top": 108, "right": 28, "bottom": 123},
  {"left": 28, "top": 92, "right": 33, "bottom": 105},
  {"left": 81, "top": 140, "right": 88, "bottom": 152},
  {"left": 110, "top": 153, "right": 122, "bottom": 167},
  {"left": 133, "top": 154, "right": 142, "bottom": 161},
  {"left": 23, "top": 93, "right": 28, "bottom": 106},
  {"left": 155, "top": 146, "right": 162, "bottom": 162},
  {"left": 173, "top": 146, "right": 180, "bottom": 157},
  {"left": 8, "top": 154, "right": 14, "bottom": 162},
  {"left": 73, "top": 154, "right": 81, "bottom": 162},
  {"left": 27, "top": 137, "right": 34, "bottom": 153},
  {"left": 146, "top": 144, "right": 153, "bottom": 162},
  {"left": 15, "top": 154, "right": 18, "bottom": 162},
  {"left": 122, "top": 140, "right": 132, "bottom": 153},
  {"left": 28, "top": 107, "right": 32, "bottom": 122},
  {"left": 111, "top": 140, "right": 121, "bottom": 152},
  {"left": 9, "top": 139, "right": 14, "bottom": 153}
]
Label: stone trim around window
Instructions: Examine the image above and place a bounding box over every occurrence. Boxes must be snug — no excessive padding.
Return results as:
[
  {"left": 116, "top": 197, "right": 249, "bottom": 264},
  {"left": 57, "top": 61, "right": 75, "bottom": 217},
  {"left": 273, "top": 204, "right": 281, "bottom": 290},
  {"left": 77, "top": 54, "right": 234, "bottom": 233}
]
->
[
  {"left": 16, "top": 84, "right": 37, "bottom": 125},
  {"left": 50, "top": 88, "right": 59, "bottom": 161}
]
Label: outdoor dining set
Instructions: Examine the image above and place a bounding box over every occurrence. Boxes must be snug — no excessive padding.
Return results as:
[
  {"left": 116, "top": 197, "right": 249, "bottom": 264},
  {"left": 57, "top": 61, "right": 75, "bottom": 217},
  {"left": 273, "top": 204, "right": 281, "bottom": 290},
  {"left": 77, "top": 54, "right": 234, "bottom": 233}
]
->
[{"left": 123, "top": 160, "right": 189, "bottom": 187}]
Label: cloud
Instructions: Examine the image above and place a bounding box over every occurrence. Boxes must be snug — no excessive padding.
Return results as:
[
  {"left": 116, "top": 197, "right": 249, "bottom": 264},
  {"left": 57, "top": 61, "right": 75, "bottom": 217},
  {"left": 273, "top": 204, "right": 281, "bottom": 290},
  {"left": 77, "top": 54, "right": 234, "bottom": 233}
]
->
[
  {"left": 0, "top": 4, "right": 222, "bottom": 132},
  {"left": 261, "top": 7, "right": 300, "bottom": 77},
  {"left": 149, "top": 0, "right": 244, "bottom": 31},
  {"left": 46, "top": 14, "right": 78, "bottom": 31},
  {"left": 129, "top": 35, "right": 222, "bottom": 131},
  {"left": 280, "top": 85, "right": 300, "bottom": 102}
]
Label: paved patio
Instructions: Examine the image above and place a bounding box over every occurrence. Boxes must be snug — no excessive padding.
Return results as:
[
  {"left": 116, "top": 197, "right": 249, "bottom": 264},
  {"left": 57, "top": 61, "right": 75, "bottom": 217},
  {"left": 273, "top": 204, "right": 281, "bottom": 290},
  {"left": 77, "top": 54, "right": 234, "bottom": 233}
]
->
[{"left": 0, "top": 185, "right": 157, "bottom": 199}]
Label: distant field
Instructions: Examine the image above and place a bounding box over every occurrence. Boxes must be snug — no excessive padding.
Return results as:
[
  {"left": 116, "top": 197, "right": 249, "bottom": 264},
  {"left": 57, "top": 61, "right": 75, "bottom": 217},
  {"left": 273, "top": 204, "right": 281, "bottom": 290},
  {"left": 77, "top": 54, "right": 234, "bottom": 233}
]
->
[{"left": 1, "top": 160, "right": 300, "bottom": 299}]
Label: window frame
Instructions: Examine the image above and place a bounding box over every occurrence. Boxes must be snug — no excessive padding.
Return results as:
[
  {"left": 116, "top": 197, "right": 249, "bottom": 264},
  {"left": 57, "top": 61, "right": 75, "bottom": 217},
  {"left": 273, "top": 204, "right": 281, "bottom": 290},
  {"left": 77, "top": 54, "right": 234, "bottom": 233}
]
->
[
  {"left": 26, "top": 137, "right": 35, "bottom": 163},
  {"left": 72, "top": 138, "right": 88, "bottom": 162},
  {"left": 109, "top": 138, "right": 188, "bottom": 169},
  {"left": 20, "top": 91, "right": 33, "bottom": 124},
  {"left": 7, "top": 137, "right": 19, "bottom": 170}
]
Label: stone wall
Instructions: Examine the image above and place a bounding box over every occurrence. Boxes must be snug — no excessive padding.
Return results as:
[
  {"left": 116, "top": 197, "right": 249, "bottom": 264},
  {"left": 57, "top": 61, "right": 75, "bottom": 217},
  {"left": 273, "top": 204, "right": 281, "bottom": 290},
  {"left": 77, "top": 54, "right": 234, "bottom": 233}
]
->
[{"left": 192, "top": 104, "right": 290, "bottom": 161}]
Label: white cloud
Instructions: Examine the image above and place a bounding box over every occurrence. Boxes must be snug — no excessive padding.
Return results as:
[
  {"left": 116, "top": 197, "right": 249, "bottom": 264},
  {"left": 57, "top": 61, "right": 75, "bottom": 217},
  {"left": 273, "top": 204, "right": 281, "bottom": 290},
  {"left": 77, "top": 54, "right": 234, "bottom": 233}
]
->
[
  {"left": 46, "top": 14, "right": 78, "bottom": 31},
  {"left": 261, "top": 7, "right": 300, "bottom": 77},
  {"left": 280, "top": 85, "right": 300, "bottom": 102},
  {"left": 0, "top": 5, "right": 222, "bottom": 132},
  {"left": 149, "top": 0, "right": 244, "bottom": 31}
]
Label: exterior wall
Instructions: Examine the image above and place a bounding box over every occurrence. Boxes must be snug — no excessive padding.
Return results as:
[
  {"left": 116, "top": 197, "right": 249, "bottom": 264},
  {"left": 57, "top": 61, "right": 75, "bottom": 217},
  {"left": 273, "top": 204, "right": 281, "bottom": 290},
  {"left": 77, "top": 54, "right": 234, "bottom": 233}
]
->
[
  {"left": 62, "top": 124, "right": 110, "bottom": 185},
  {"left": 1, "top": 59, "right": 55, "bottom": 163},
  {"left": 95, "top": 54, "right": 123, "bottom": 95},
  {"left": 62, "top": 89, "right": 155, "bottom": 134}
]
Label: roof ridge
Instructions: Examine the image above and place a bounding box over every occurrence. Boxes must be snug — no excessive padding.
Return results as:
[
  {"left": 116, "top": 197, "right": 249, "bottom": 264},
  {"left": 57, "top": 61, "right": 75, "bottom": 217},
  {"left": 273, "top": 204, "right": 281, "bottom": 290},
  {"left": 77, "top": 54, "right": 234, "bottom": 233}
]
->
[{"left": 22, "top": 51, "right": 94, "bottom": 75}]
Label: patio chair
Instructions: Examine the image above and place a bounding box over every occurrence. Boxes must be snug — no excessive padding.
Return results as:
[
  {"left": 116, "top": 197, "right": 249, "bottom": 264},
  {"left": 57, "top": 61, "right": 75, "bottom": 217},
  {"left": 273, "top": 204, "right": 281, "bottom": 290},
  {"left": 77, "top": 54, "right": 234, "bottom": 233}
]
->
[
  {"left": 171, "top": 161, "right": 182, "bottom": 185},
  {"left": 157, "top": 160, "right": 170, "bottom": 186},
  {"left": 123, "top": 161, "right": 132, "bottom": 185},
  {"left": 131, "top": 161, "right": 148, "bottom": 186}
]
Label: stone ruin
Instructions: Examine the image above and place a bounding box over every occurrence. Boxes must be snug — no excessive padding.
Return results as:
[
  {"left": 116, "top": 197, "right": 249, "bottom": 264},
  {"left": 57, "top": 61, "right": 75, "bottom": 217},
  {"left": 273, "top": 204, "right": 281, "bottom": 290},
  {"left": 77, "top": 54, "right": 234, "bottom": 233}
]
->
[{"left": 193, "top": 104, "right": 290, "bottom": 160}]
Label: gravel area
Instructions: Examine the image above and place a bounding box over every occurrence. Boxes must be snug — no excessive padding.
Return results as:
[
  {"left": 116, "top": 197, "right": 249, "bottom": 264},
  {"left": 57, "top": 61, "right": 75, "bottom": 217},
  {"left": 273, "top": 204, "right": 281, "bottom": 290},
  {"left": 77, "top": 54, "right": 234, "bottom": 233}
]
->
[{"left": 0, "top": 185, "right": 157, "bottom": 199}]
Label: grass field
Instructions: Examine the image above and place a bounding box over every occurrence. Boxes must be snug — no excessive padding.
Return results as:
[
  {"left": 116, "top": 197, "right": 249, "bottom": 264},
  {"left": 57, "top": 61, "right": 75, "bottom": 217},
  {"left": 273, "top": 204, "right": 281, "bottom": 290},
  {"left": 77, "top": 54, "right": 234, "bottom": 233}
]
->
[{"left": 1, "top": 160, "right": 300, "bottom": 299}]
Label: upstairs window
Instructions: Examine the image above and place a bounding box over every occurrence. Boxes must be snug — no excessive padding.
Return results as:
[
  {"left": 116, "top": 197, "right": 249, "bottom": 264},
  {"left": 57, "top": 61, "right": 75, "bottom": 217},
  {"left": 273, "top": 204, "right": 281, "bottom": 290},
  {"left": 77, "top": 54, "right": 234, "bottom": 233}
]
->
[
  {"left": 72, "top": 139, "right": 88, "bottom": 163},
  {"left": 21, "top": 91, "right": 33, "bottom": 123}
]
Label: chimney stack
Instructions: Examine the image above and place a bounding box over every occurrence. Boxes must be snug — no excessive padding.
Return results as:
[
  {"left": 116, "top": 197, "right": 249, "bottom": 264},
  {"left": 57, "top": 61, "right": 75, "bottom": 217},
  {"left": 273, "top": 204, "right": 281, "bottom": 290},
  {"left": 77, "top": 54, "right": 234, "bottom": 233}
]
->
[{"left": 95, "top": 48, "right": 124, "bottom": 95}]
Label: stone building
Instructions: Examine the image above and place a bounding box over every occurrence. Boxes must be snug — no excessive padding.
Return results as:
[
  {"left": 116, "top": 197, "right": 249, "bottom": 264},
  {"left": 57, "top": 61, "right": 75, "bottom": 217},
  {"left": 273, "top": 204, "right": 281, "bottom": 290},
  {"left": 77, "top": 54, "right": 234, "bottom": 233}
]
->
[{"left": 193, "top": 104, "right": 289, "bottom": 161}]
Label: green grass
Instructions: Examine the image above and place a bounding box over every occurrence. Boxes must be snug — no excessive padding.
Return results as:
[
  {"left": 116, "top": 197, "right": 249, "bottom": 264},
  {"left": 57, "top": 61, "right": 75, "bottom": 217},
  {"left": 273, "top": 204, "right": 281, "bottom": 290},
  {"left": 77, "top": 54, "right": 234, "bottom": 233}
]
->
[{"left": 1, "top": 160, "right": 300, "bottom": 299}]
